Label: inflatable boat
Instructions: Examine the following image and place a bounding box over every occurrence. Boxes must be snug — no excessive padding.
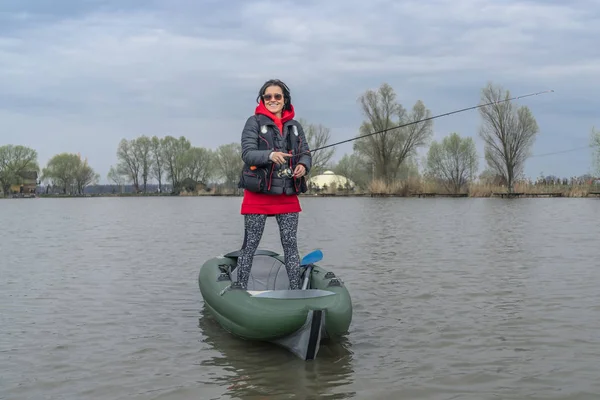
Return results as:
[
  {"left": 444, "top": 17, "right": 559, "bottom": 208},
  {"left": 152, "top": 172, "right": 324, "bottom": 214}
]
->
[{"left": 198, "top": 249, "right": 352, "bottom": 360}]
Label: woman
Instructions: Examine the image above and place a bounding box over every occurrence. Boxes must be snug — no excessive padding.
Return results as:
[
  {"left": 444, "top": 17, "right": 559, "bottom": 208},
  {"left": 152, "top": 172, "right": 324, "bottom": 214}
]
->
[{"left": 235, "top": 79, "right": 312, "bottom": 290}]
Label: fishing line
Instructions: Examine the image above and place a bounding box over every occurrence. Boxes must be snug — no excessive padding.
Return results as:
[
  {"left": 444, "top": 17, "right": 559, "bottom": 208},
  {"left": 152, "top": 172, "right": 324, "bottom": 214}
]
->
[{"left": 529, "top": 144, "right": 599, "bottom": 158}]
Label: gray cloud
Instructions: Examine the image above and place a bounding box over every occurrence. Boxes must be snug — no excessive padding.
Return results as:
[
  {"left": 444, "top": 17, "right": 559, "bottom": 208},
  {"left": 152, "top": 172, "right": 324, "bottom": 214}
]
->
[{"left": 1, "top": 0, "right": 599, "bottom": 182}]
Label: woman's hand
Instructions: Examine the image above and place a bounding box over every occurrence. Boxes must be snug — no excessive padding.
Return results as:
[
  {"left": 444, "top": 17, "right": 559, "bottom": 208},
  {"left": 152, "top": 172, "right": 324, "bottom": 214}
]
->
[
  {"left": 293, "top": 164, "right": 306, "bottom": 178},
  {"left": 269, "top": 151, "right": 291, "bottom": 165}
]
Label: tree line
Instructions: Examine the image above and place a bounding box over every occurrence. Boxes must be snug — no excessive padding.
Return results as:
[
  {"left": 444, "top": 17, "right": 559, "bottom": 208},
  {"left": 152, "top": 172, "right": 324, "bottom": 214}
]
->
[
  {"left": 105, "top": 118, "right": 337, "bottom": 194},
  {"left": 0, "top": 117, "right": 337, "bottom": 196},
  {"left": 332, "top": 82, "right": 598, "bottom": 193},
  {"left": 0, "top": 148, "right": 100, "bottom": 196},
  {"left": 2, "top": 82, "right": 599, "bottom": 197}
]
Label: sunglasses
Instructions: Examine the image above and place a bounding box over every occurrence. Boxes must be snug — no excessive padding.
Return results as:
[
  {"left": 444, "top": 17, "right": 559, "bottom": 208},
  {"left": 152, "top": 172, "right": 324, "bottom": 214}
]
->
[{"left": 262, "top": 93, "right": 283, "bottom": 101}]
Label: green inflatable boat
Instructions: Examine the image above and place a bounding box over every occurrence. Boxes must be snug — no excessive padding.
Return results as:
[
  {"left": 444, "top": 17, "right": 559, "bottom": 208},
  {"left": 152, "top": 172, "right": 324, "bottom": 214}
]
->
[{"left": 198, "top": 249, "right": 352, "bottom": 360}]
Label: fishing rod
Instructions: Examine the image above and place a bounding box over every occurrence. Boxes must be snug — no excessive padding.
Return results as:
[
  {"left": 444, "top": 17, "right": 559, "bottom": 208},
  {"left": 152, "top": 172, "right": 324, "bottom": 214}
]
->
[
  {"left": 294, "top": 89, "right": 554, "bottom": 158},
  {"left": 275, "top": 89, "right": 554, "bottom": 178}
]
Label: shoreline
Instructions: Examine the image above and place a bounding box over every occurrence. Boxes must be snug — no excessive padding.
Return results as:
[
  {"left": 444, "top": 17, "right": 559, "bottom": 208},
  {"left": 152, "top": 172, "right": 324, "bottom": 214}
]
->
[{"left": 5, "top": 191, "right": 600, "bottom": 199}]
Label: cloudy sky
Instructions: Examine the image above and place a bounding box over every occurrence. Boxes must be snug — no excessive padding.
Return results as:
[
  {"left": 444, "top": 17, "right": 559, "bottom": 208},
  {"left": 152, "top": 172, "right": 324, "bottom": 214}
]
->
[{"left": 2, "top": 0, "right": 599, "bottom": 183}]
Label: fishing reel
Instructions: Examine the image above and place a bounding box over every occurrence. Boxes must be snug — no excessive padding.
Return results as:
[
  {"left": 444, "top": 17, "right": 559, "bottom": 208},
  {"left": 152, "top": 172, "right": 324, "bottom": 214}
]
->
[{"left": 277, "top": 167, "right": 294, "bottom": 178}]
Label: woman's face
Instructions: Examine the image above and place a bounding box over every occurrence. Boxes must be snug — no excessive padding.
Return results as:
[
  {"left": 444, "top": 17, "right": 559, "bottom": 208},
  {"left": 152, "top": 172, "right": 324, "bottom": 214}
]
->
[{"left": 262, "top": 85, "right": 284, "bottom": 115}]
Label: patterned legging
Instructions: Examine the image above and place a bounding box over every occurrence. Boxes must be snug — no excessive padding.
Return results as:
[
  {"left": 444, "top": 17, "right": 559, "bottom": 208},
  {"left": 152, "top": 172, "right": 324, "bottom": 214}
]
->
[{"left": 235, "top": 213, "right": 302, "bottom": 290}]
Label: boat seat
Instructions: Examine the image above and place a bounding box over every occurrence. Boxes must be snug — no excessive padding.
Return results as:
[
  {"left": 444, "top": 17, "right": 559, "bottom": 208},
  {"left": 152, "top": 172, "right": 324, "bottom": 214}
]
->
[{"left": 229, "top": 254, "right": 291, "bottom": 291}]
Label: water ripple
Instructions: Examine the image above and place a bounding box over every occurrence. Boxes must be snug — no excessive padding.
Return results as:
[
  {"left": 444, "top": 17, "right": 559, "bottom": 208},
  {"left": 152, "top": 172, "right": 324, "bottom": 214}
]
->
[{"left": 1, "top": 197, "right": 599, "bottom": 399}]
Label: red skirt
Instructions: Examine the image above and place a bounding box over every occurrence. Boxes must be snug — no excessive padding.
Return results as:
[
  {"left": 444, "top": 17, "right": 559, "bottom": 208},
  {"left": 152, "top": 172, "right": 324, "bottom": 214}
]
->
[{"left": 240, "top": 190, "right": 301, "bottom": 215}]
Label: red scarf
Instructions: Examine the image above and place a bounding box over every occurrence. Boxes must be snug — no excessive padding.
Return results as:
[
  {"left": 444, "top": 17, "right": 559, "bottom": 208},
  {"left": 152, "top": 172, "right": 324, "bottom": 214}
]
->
[{"left": 254, "top": 100, "right": 295, "bottom": 135}]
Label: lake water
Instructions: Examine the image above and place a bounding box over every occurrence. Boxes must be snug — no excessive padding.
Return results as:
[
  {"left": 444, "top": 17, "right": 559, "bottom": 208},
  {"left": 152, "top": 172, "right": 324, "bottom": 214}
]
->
[{"left": 1, "top": 196, "right": 599, "bottom": 400}]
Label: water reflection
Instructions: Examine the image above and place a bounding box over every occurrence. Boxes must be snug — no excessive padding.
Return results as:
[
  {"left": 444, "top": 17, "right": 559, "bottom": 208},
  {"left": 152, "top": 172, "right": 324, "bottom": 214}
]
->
[{"left": 197, "top": 305, "right": 356, "bottom": 399}]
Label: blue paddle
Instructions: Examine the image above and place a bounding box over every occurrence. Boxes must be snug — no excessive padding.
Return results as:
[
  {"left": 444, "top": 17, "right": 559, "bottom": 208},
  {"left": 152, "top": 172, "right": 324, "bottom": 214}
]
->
[
  {"left": 300, "top": 249, "right": 323, "bottom": 266},
  {"left": 300, "top": 249, "right": 323, "bottom": 290}
]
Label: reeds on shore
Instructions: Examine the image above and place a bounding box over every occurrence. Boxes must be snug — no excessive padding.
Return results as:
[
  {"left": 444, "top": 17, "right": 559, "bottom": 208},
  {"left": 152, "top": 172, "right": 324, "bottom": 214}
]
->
[
  {"left": 319, "top": 178, "right": 598, "bottom": 198},
  {"left": 29, "top": 178, "right": 597, "bottom": 198},
  {"left": 186, "top": 178, "right": 597, "bottom": 197}
]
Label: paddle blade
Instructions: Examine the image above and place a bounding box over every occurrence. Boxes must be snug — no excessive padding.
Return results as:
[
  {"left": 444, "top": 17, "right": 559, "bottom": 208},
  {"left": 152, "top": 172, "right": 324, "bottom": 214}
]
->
[{"left": 300, "top": 249, "right": 323, "bottom": 266}]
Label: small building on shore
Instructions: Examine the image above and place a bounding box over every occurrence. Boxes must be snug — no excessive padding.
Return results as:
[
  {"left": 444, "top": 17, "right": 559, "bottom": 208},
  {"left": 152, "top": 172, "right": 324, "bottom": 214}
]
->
[
  {"left": 9, "top": 170, "right": 38, "bottom": 195},
  {"left": 308, "top": 170, "right": 355, "bottom": 191}
]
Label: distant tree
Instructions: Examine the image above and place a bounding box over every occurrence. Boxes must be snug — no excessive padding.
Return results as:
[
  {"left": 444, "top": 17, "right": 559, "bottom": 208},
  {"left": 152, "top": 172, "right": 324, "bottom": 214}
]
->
[
  {"left": 591, "top": 126, "right": 600, "bottom": 176},
  {"left": 479, "top": 168, "right": 506, "bottom": 186},
  {"left": 332, "top": 153, "right": 371, "bottom": 190},
  {"left": 397, "top": 154, "right": 420, "bottom": 180},
  {"left": 182, "top": 146, "right": 214, "bottom": 186},
  {"left": 353, "top": 83, "right": 433, "bottom": 184},
  {"left": 297, "top": 119, "right": 335, "bottom": 177},
  {"left": 74, "top": 156, "right": 100, "bottom": 194},
  {"left": 116, "top": 139, "right": 141, "bottom": 192},
  {"left": 42, "top": 153, "right": 98, "bottom": 194},
  {"left": 149, "top": 136, "right": 165, "bottom": 192},
  {"left": 425, "top": 132, "right": 479, "bottom": 193},
  {"left": 0, "top": 145, "right": 39, "bottom": 197},
  {"left": 132, "top": 136, "right": 152, "bottom": 192},
  {"left": 107, "top": 165, "right": 126, "bottom": 186},
  {"left": 161, "top": 136, "right": 192, "bottom": 192},
  {"left": 42, "top": 153, "right": 80, "bottom": 194},
  {"left": 215, "top": 142, "right": 243, "bottom": 188},
  {"left": 478, "top": 82, "right": 539, "bottom": 193}
]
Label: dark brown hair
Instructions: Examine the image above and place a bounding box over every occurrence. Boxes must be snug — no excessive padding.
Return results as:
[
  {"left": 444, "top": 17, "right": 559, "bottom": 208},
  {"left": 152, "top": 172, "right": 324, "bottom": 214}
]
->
[{"left": 256, "top": 79, "right": 292, "bottom": 111}]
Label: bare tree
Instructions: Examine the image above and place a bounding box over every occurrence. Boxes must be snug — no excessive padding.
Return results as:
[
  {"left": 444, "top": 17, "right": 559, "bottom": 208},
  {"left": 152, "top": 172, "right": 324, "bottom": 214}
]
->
[
  {"left": 74, "top": 156, "right": 100, "bottom": 194},
  {"left": 425, "top": 132, "right": 479, "bottom": 193},
  {"left": 353, "top": 83, "right": 433, "bottom": 184},
  {"left": 478, "top": 82, "right": 539, "bottom": 193},
  {"left": 591, "top": 127, "right": 600, "bottom": 176},
  {"left": 150, "top": 136, "right": 165, "bottom": 192},
  {"left": 132, "top": 136, "right": 152, "bottom": 193},
  {"left": 107, "top": 165, "right": 126, "bottom": 187},
  {"left": 116, "top": 139, "right": 141, "bottom": 192},
  {"left": 296, "top": 119, "right": 335, "bottom": 176}
]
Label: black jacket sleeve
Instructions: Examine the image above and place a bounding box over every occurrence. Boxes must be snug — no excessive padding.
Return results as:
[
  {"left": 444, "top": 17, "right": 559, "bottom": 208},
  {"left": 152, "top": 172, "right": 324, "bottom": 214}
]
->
[
  {"left": 296, "top": 122, "right": 312, "bottom": 174},
  {"left": 240, "top": 116, "right": 272, "bottom": 167}
]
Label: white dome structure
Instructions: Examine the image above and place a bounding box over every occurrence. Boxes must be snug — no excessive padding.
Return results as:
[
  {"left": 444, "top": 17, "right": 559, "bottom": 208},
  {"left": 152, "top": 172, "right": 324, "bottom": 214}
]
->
[{"left": 308, "top": 170, "right": 355, "bottom": 190}]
